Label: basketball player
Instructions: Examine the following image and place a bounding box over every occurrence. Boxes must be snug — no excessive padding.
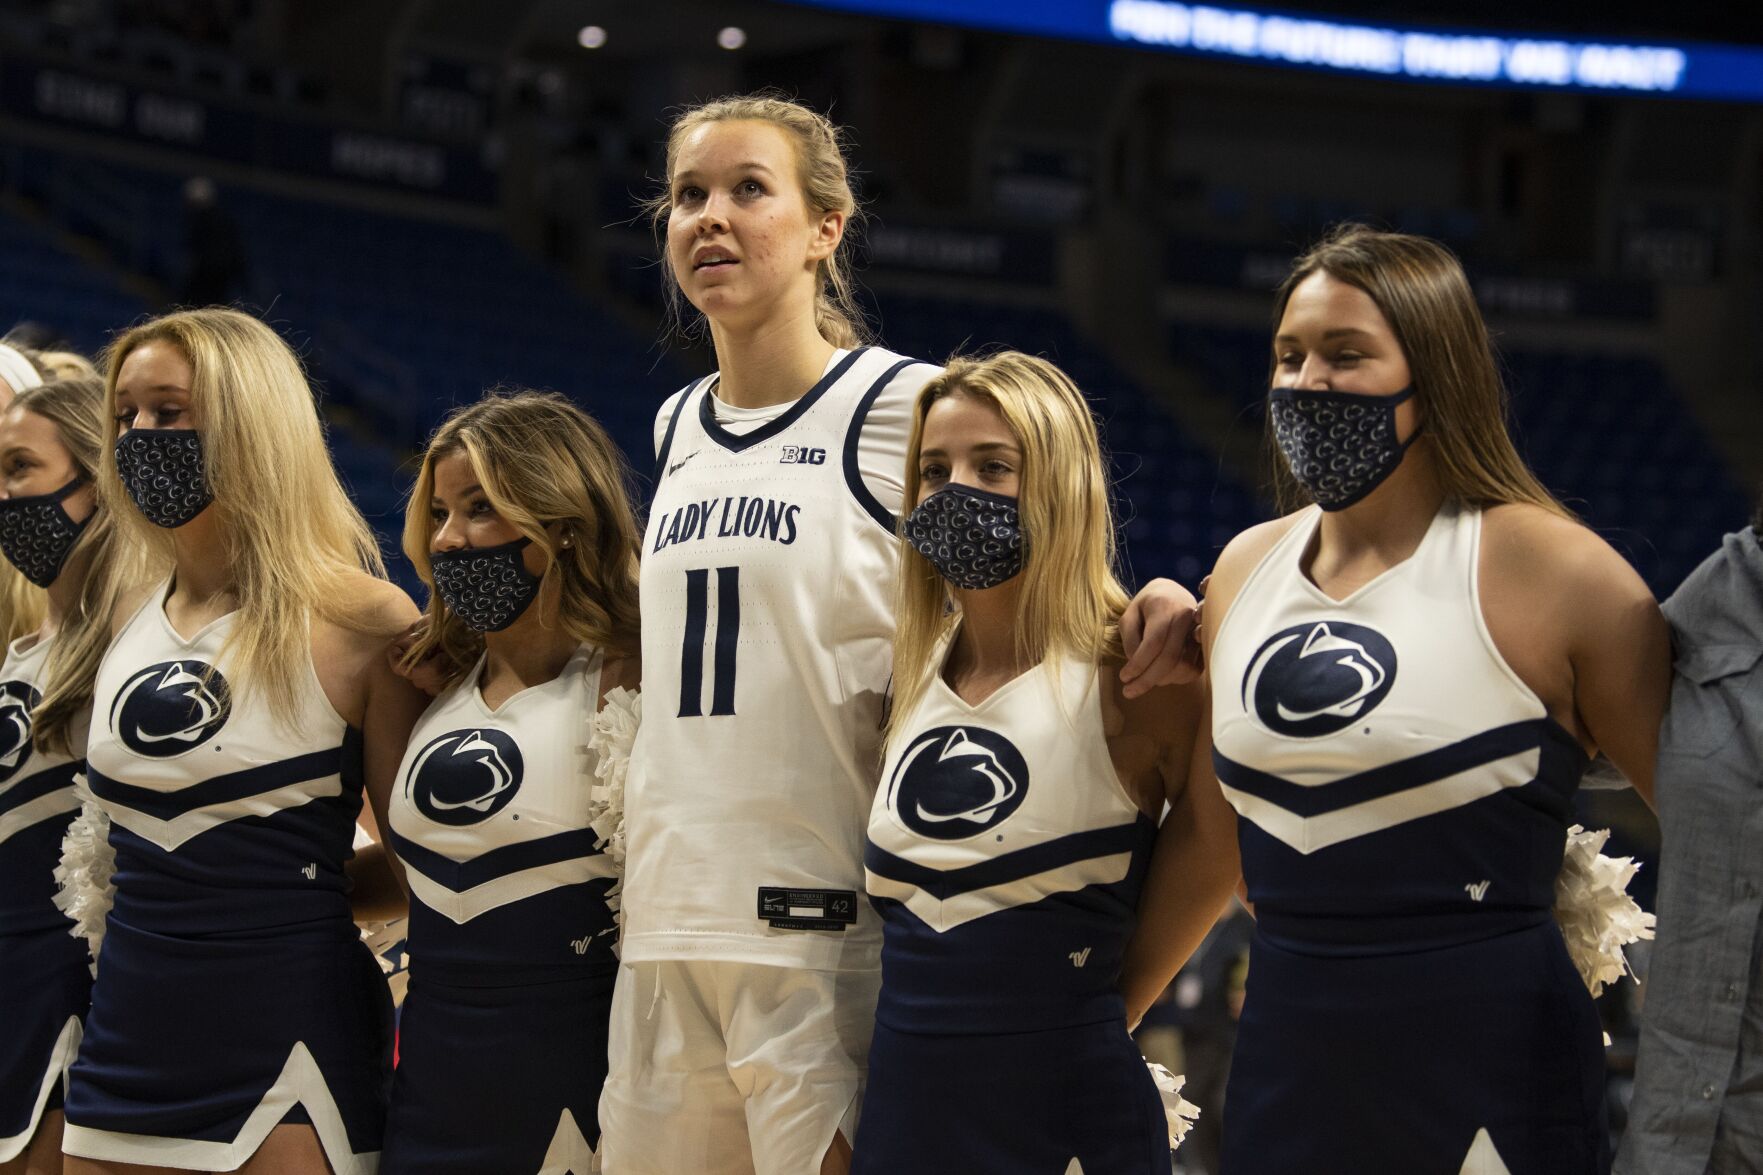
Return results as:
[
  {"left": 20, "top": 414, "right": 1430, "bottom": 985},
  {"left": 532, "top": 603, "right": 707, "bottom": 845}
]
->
[
  {"left": 853, "top": 353, "right": 1238, "bottom": 1174},
  {"left": 0, "top": 377, "right": 127, "bottom": 1175},
  {"left": 1198, "top": 226, "right": 1668, "bottom": 1173},
  {"left": 380, "top": 391, "right": 641, "bottom": 1174},
  {"left": 60, "top": 309, "right": 430, "bottom": 1175},
  {"left": 598, "top": 93, "right": 1200, "bottom": 1175}
]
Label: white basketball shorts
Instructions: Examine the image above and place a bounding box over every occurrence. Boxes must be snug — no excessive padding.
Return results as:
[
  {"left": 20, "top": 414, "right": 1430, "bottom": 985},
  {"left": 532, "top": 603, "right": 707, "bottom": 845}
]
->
[{"left": 598, "top": 959, "right": 881, "bottom": 1175}]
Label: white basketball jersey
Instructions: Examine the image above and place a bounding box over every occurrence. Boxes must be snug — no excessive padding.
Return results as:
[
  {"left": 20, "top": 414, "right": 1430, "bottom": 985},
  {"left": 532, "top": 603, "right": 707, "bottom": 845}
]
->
[
  {"left": 622, "top": 346, "right": 940, "bottom": 970},
  {"left": 388, "top": 644, "right": 619, "bottom": 970}
]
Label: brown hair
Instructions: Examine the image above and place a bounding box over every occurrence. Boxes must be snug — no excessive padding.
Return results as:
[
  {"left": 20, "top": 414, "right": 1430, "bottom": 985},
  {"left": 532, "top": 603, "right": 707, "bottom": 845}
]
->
[
  {"left": 1269, "top": 224, "right": 1571, "bottom": 520},
  {"left": 402, "top": 391, "right": 642, "bottom": 686},
  {"left": 648, "top": 92, "right": 869, "bottom": 349}
]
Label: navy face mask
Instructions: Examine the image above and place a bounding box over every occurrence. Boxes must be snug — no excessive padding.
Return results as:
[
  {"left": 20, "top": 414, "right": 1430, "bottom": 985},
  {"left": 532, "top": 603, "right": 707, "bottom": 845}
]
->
[
  {"left": 0, "top": 476, "right": 89, "bottom": 588},
  {"left": 903, "top": 483, "right": 1025, "bottom": 591},
  {"left": 431, "top": 537, "right": 542, "bottom": 633},
  {"left": 1268, "top": 386, "right": 1422, "bottom": 511},
  {"left": 114, "top": 429, "right": 213, "bottom": 529}
]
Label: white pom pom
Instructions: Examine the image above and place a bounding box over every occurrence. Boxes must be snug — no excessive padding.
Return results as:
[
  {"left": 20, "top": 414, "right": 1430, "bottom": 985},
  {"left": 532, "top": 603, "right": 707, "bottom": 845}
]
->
[
  {"left": 52, "top": 780, "right": 115, "bottom": 977},
  {"left": 1146, "top": 1060, "right": 1201, "bottom": 1150},
  {"left": 1554, "top": 824, "right": 1655, "bottom": 998},
  {"left": 584, "top": 686, "right": 641, "bottom": 949}
]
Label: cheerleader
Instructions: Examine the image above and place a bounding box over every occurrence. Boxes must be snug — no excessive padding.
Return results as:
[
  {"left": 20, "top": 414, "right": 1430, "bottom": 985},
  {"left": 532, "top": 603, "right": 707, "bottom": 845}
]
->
[
  {"left": 60, "top": 309, "right": 430, "bottom": 1175},
  {"left": 0, "top": 340, "right": 50, "bottom": 649},
  {"left": 852, "top": 353, "right": 1237, "bottom": 1174},
  {"left": 1198, "top": 226, "right": 1669, "bottom": 1174},
  {"left": 598, "top": 94, "right": 1199, "bottom": 1175},
  {"left": 380, "top": 391, "right": 641, "bottom": 1174},
  {"left": 0, "top": 376, "right": 125, "bottom": 1175}
]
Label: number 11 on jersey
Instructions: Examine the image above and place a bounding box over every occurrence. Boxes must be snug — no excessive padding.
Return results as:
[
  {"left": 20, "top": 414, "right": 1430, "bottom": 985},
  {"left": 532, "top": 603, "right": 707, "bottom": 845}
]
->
[{"left": 679, "top": 567, "right": 739, "bottom": 717}]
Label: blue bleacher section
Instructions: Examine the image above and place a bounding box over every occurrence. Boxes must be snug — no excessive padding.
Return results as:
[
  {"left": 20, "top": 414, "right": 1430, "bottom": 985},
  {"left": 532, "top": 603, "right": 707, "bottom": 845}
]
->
[
  {"left": 1167, "top": 320, "right": 1747, "bottom": 595},
  {"left": 1, "top": 145, "right": 694, "bottom": 592},
  {"left": 3, "top": 137, "right": 1742, "bottom": 602},
  {"left": 0, "top": 213, "right": 145, "bottom": 358},
  {"left": 0, "top": 141, "right": 1268, "bottom": 595}
]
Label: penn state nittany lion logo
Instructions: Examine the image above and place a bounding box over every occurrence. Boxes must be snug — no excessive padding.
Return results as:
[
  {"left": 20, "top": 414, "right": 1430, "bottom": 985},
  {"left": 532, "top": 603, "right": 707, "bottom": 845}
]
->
[
  {"left": 405, "top": 728, "right": 524, "bottom": 826},
  {"left": 887, "top": 725, "right": 1030, "bottom": 840},
  {"left": 0, "top": 681, "right": 42, "bottom": 783},
  {"left": 111, "top": 660, "right": 231, "bottom": 757},
  {"left": 1242, "top": 621, "right": 1397, "bottom": 738}
]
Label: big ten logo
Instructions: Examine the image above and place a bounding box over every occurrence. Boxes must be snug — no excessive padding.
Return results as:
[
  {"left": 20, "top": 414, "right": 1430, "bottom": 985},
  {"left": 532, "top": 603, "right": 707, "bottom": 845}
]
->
[{"left": 779, "top": 446, "right": 827, "bottom": 465}]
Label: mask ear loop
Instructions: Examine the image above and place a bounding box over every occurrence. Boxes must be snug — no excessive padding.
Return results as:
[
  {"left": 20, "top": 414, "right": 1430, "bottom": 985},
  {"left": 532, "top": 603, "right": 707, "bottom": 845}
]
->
[
  {"left": 0, "top": 474, "right": 86, "bottom": 509},
  {"left": 1389, "top": 386, "right": 1424, "bottom": 453}
]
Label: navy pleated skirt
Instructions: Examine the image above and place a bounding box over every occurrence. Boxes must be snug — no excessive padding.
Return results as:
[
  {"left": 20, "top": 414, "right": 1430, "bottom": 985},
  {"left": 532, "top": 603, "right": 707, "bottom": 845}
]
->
[
  {"left": 853, "top": 1017, "right": 1168, "bottom": 1175},
  {"left": 381, "top": 967, "right": 613, "bottom": 1175},
  {"left": 1222, "top": 918, "right": 1609, "bottom": 1175}
]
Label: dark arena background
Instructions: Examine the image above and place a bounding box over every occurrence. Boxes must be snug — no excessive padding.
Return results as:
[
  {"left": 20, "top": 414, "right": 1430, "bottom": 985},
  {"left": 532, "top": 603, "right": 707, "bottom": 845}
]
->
[{"left": 2, "top": 1, "right": 1758, "bottom": 1168}]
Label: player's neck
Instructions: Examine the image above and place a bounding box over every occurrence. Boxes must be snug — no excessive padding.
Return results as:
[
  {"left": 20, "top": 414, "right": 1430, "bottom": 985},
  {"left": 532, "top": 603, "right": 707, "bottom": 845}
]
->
[
  {"left": 1312, "top": 445, "right": 1446, "bottom": 568},
  {"left": 481, "top": 596, "right": 577, "bottom": 698},
  {"left": 949, "top": 583, "right": 1028, "bottom": 679},
  {"left": 168, "top": 511, "right": 234, "bottom": 608},
  {"left": 708, "top": 304, "right": 836, "bottom": 411}
]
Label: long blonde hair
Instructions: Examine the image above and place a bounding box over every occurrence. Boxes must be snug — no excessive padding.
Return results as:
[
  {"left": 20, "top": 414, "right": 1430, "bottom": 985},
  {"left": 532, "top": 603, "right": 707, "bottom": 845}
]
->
[
  {"left": 892, "top": 352, "right": 1131, "bottom": 730},
  {"left": 402, "top": 391, "right": 642, "bottom": 687},
  {"left": 649, "top": 91, "right": 869, "bottom": 350},
  {"left": 1270, "top": 224, "right": 1572, "bottom": 520},
  {"left": 100, "top": 309, "right": 386, "bottom": 714},
  {"left": 10, "top": 377, "right": 137, "bottom": 754},
  {"left": 1, "top": 566, "right": 41, "bottom": 646}
]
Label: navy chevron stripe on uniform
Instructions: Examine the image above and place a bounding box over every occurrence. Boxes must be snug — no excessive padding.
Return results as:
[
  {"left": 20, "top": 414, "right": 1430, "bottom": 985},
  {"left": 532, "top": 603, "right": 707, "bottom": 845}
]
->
[
  {"left": 0, "top": 761, "right": 80, "bottom": 819},
  {"left": 87, "top": 746, "right": 344, "bottom": 819},
  {"left": 1213, "top": 718, "right": 1577, "bottom": 819},
  {"left": 388, "top": 826, "right": 606, "bottom": 892},
  {"left": 864, "top": 820, "right": 1145, "bottom": 901}
]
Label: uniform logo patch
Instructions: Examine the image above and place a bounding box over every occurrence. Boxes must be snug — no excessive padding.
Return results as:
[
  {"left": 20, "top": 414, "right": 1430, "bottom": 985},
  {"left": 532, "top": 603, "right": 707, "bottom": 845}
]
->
[
  {"left": 887, "top": 725, "right": 1030, "bottom": 839},
  {"left": 405, "top": 728, "right": 524, "bottom": 825},
  {"left": 0, "top": 680, "right": 42, "bottom": 782},
  {"left": 1242, "top": 621, "right": 1396, "bottom": 737},
  {"left": 111, "top": 660, "right": 232, "bottom": 757}
]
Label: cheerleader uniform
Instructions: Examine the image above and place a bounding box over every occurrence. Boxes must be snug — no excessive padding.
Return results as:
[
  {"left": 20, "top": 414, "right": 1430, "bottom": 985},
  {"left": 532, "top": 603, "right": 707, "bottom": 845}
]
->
[
  {"left": 0, "top": 634, "right": 89, "bottom": 1162},
  {"left": 62, "top": 583, "right": 392, "bottom": 1173},
  {"left": 1209, "top": 502, "right": 1605, "bottom": 1175},
  {"left": 381, "top": 644, "right": 619, "bottom": 1175},
  {"left": 854, "top": 637, "right": 1164, "bottom": 1175}
]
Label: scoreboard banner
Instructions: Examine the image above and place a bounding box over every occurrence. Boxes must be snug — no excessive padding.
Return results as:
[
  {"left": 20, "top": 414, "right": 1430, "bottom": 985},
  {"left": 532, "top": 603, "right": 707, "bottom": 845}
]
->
[{"left": 787, "top": 0, "right": 1763, "bottom": 102}]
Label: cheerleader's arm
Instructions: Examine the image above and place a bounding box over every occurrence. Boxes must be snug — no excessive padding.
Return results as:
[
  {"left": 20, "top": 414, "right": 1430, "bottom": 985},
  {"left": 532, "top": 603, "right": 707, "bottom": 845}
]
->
[{"left": 1120, "top": 692, "right": 1242, "bottom": 1030}]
